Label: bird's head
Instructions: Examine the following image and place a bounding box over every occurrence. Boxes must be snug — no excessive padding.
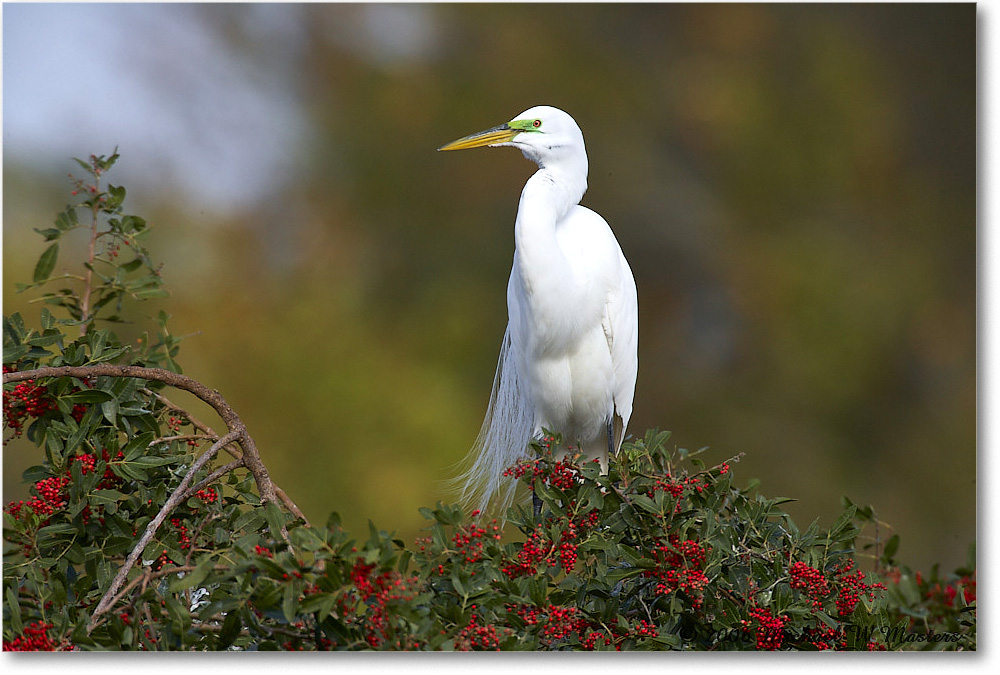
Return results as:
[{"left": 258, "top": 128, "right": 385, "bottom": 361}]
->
[{"left": 438, "top": 105, "right": 587, "bottom": 171}]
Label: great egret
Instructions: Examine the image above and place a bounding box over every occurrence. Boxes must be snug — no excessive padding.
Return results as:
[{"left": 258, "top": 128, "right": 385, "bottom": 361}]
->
[{"left": 439, "top": 105, "right": 638, "bottom": 514}]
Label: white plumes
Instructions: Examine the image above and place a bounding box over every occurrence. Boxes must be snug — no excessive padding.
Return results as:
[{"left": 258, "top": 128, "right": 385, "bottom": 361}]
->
[{"left": 453, "top": 327, "right": 536, "bottom": 515}]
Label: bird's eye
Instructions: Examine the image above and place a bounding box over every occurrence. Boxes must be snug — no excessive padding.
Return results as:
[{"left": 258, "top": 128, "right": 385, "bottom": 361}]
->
[{"left": 532, "top": 119, "right": 542, "bottom": 128}]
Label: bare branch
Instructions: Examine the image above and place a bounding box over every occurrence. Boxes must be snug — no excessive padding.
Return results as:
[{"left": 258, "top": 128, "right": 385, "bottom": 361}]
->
[
  {"left": 79, "top": 179, "right": 101, "bottom": 336},
  {"left": 141, "top": 385, "right": 309, "bottom": 521},
  {"left": 86, "top": 562, "right": 232, "bottom": 633},
  {"left": 152, "top": 434, "right": 211, "bottom": 446},
  {"left": 274, "top": 486, "right": 309, "bottom": 524},
  {"left": 87, "top": 430, "right": 236, "bottom": 630},
  {"left": 181, "top": 459, "right": 244, "bottom": 501},
  {"left": 142, "top": 387, "right": 222, "bottom": 440}
]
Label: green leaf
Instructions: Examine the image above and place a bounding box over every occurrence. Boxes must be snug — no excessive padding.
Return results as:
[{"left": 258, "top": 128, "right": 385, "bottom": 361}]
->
[
  {"left": 120, "top": 257, "right": 144, "bottom": 273},
  {"left": 90, "top": 489, "right": 127, "bottom": 505},
  {"left": 132, "top": 287, "right": 170, "bottom": 300},
  {"left": 55, "top": 207, "right": 79, "bottom": 230},
  {"left": 122, "top": 431, "right": 155, "bottom": 461},
  {"left": 24, "top": 330, "right": 62, "bottom": 348},
  {"left": 162, "top": 592, "right": 190, "bottom": 632},
  {"left": 60, "top": 389, "right": 115, "bottom": 405},
  {"left": 881, "top": 534, "right": 900, "bottom": 562},
  {"left": 232, "top": 508, "right": 266, "bottom": 534},
  {"left": 33, "top": 243, "right": 59, "bottom": 283},
  {"left": 6, "top": 585, "right": 23, "bottom": 634},
  {"left": 218, "top": 610, "right": 242, "bottom": 649},
  {"left": 605, "top": 566, "right": 645, "bottom": 584},
  {"left": 130, "top": 455, "right": 179, "bottom": 468},
  {"left": 826, "top": 504, "right": 858, "bottom": 543},
  {"left": 39, "top": 308, "right": 56, "bottom": 330},
  {"left": 282, "top": 579, "right": 299, "bottom": 623},
  {"left": 33, "top": 227, "right": 63, "bottom": 242},
  {"left": 22, "top": 464, "right": 51, "bottom": 483},
  {"left": 398, "top": 549, "right": 412, "bottom": 574},
  {"left": 114, "top": 462, "right": 148, "bottom": 482},
  {"left": 36, "top": 522, "right": 79, "bottom": 542},
  {"left": 290, "top": 525, "right": 325, "bottom": 551},
  {"left": 118, "top": 405, "right": 153, "bottom": 416},
  {"left": 4, "top": 344, "right": 30, "bottom": 362},
  {"left": 101, "top": 397, "right": 119, "bottom": 423},
  {"left": 168, "top": 555, "right": 215, "bottom": 592},
  {"left": 527, "top": 575, "right": 548, "bottom": 606},
  {"left": 45, "top": 432, "right": 65, "bottom": 463},
  {"left": 107, "top": 184, "right": 126, "bottom": 208},
  {"left": 102, "top": 150, "right": 120, "bottom": 171},
  {"left": 4, "top": 312, "right": 26, "bottom": 342},
  {"left": 65, "top": 405, "right": 100, "bottom": 454},
  {"left": 263, "top": 502, "right": 287, "bottom": 538},
  {"left": 814, "top": 610, "right": 840, "bottom": 630},
  {"left": 121, "top": 215, "right": 147, "bottom": 233},
  {"left": 630, "top": 494, "right": 662, "bottom": 515}
]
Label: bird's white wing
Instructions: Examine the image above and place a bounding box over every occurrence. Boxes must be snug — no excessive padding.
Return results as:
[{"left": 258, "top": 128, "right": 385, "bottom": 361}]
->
[
  {"left": 603, "top": 241, "right": 638, "bottom": 454},
  {"left": 558, "top": 205, "right": 638, "bottom": 455}
]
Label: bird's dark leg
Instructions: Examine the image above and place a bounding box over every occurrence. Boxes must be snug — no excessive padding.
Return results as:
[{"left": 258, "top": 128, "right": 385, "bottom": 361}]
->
[
  {"left": 532, "top": 490, "right": 542, "bottom": 517},
  {"left": 606, "top": 417, "right": 622, "bottom": 494}
]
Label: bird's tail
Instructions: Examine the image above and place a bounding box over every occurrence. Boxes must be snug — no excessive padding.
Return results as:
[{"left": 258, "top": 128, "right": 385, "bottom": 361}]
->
[{"left": 450, "top": 326, "right": 535, "bottom": 516}]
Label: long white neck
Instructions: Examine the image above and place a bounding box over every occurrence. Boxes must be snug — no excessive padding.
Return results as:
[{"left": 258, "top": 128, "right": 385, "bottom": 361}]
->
[
  {"left": 514, "top": 165, "right": 584, "bottom": 270},
  {"left": 512, "top": 163, "right": 590, "bottom": 349}
]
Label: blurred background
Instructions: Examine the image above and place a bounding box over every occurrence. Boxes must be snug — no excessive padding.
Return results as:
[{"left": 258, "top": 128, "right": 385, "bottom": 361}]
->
[{"left": 3, "top": 3, "right": 975, "bottom": 573}]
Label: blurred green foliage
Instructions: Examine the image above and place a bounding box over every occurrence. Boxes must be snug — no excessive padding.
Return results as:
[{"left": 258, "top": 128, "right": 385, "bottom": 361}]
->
[{"left": 3, "top": 3, "right": 975, "bottom": 574}]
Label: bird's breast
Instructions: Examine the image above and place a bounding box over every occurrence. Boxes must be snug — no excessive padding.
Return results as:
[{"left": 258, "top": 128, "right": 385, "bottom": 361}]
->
[{"left": 517, "top": 326, "right": 616, "bottom": 444}]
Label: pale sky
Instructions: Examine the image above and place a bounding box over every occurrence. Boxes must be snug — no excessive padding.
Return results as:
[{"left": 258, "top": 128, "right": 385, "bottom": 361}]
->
[{"left": 3, "top": 3, "right": 309, "bottom": 212}]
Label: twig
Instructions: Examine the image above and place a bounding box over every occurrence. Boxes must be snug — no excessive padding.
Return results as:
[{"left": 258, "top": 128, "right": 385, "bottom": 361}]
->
[
  {"left": 142, "top": 388, "right": 221, "bottom": 440},
  {"left": 86, "top": 431, "right": 236, "bottom": 630},
  {"left": 192, "top": 618, "right": 308, "bottom": 641},
  {"left": 86, "top": 562, "right": 231, "bottom": 633},
  {"left": 274, "top": 486, "right": 309, "bottom": 524},
  {"left": 152, "top": 434, "right": 209, "bottom": 446},
  {"left": 181, "top": 459, "right": 244, "bottom": 501},
  {"left": 183, "top": 513, "right": 220, "bottom": 568},
  {"left": 140, "top": 390, "right": 307, "bottom": 520},
  {"left": 78, "top": 178, "right": 101, "bottom": 337}
]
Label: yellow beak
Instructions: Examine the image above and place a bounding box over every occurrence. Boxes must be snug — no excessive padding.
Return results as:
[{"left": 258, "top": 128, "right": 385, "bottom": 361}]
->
[{"left": 437, "top": 123, "right": 519, "bottom": 151}]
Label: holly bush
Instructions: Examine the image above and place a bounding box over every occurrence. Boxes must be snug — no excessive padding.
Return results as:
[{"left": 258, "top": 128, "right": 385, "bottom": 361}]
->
[{"left": 3, "top": 154, "right": 976, "bottom": 651}]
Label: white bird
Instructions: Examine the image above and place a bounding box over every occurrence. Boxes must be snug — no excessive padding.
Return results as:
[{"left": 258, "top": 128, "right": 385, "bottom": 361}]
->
[{"left": 439, "top": 105, "right": 638, "bottom": 514}]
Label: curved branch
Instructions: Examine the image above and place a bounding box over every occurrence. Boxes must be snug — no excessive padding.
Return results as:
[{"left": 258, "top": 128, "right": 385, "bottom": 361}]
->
[
  {"left": 181, "top": 459, "right": 245, "bottom": 502},
  {"left": 143, "top": 388, "right": 307, "bottom": 521},
  {"left": 4, "top": 364, "right": 276, "bottom": 504}
]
